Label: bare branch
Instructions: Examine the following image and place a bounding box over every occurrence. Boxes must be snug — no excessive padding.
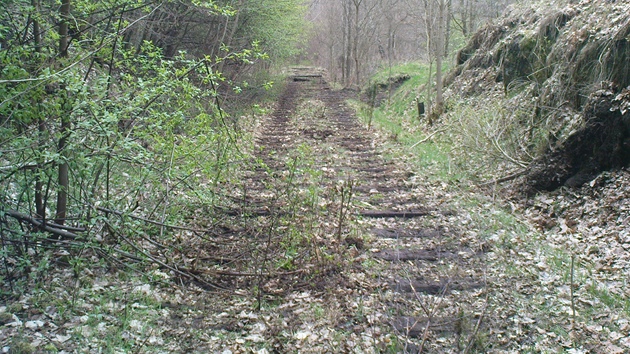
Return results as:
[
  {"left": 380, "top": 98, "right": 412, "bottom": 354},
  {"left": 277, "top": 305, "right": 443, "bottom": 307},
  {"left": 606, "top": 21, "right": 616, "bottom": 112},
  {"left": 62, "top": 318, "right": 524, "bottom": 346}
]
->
[{"left": 3, "top": 210, "right": 83, "bottom": 239}]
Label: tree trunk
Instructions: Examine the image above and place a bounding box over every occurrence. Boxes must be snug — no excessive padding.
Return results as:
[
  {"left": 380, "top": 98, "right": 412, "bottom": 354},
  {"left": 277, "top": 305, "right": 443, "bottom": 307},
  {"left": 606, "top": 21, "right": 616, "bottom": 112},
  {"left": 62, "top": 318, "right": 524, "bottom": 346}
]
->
[
  {"left": 32, "top": 0, "right": 45, "bottom": 219},
  {"left": 56, "top": 0, "right": 71, "bottom": 225},
  {"left": 353, "top": 0, "right": 361, "bottom": 85},
  {"left": 434, "top": 0, "right": 445, "bottom": 115},
  {"left": 59, "top": 0, "right": 70, "bottom": 57}
]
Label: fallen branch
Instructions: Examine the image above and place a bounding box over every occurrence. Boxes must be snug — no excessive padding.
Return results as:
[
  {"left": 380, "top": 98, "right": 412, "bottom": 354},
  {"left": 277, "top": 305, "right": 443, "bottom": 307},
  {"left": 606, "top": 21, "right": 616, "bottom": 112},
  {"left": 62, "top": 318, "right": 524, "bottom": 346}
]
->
[
  {"left": 183, "top": 267, "right": 306, "bottom": 278},
  {"left": 215, "top": 207, "right": 279, "bottom": 217},
  {"left": 410, "top": 128, "right": 447, "bottom": 149},
  {"left": 104, "top": 220, "right": 227, "bottom": 291},
  {"left": 3, "top": 210, "right": 82, "bottom": 239},
  {"left": 477, "top": 170, "right": 526, "bottom": 187},
  {"left": 0, "top": 162, "right": 39, "bottom": 172},
  {"left": 358, "top": 209, "right": 428, "bottom": 218},
  {"left": 2, "top": 229, "right": 144, "bottom": 263},
  {"left": 97, "top": 206, "right": 213, "bottom": 233}
]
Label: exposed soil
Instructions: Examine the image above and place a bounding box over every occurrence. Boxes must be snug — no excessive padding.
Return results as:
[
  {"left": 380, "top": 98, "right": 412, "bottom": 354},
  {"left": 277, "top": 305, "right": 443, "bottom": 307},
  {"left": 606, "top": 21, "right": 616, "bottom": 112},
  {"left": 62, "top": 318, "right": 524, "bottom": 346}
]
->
[{"left": 522, "top": 87, "right": 630, "bottom": 193}]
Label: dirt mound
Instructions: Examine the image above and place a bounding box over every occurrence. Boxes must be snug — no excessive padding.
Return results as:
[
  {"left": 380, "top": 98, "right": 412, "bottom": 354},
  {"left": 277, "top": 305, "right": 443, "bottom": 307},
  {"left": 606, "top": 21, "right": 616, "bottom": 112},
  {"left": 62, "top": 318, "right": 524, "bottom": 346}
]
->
[
  {"left": 525, "top": 87, "right": 630, "bottom": 192},
  {"left": 446, "top": 0, "right": 630, "bottom": 191},
  {"left": 363, "top": 74, "right": 411, "bottom": 107}
]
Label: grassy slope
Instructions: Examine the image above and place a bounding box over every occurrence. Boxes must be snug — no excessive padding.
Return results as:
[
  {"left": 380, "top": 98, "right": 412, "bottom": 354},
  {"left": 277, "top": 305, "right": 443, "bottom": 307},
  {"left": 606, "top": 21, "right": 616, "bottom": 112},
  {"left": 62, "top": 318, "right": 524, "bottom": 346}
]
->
[
  {"left": 356, "top": 62, "right": 466, "bottom": 183},
  {"left": 355, "top": 61, "right": 630, "bottom": 352}
]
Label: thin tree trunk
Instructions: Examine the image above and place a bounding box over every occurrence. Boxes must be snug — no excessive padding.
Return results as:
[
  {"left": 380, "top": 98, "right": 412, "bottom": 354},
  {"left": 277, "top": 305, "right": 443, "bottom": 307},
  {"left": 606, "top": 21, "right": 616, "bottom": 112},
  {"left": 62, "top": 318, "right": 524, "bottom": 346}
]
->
[
  {"left": 469, "top": 0, "right": 475, "bottom": 33},
  {"left": 218, "top": 0, "right": 242, "bottom": 73},
  {"left": 32, "top": 0, "right": 41, "bottom": 53},
  {"left": 32, "top": 0, "right": 45, "bottom": 220},
  {"left": 426, "top": 59, "right": 433, "bottom": 117},
  {"left": 422, "top": 0, "right": 434, "bottom": 118},
  {"left": 445, "top": 0, "right": 452, "bottom": 56},
  {"left": 56, "top": 115, "right": 70, "bottom": 225},
  {"left": 434, "top": 0, "right": 445, "bottom": 116},
  {"left": 342, "top": 0, "right": 351, "bottom": 85},
  {"left": 353, "top": 0, "right": 361, "bottom": 85},
  {"left": 56, "top": 0, "right": 71, "bottom": 225},
  {"left": 35, "top": 121, "right": 45, "bottom": 219}
]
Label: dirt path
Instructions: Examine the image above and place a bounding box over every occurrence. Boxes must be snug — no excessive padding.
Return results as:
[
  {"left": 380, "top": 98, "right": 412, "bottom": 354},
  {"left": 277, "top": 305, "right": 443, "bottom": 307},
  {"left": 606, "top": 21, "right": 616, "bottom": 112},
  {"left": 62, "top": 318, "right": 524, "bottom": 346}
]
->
[{"left": 231, "top": 68, "right": 490, "bottom": 352}]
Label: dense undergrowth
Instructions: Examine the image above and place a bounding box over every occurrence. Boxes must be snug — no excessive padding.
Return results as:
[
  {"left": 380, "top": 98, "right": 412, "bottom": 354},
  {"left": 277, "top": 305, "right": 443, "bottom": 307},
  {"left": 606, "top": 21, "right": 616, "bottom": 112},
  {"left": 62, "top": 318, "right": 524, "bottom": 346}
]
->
[{"left": 0, "top": 1, "right": 310, "bottom": 351}]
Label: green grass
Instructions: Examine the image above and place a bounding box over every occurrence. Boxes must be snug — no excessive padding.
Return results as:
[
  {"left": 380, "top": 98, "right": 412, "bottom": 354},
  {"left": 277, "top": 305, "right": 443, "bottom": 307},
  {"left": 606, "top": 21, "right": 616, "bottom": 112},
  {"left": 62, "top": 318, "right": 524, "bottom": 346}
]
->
[
  {"left": 362, "top": 63, "right": 556, "bottom": 188},
  {"left": 587, "top": 285, "right": 630, "bottom": 316},
  {"left": 367, "top": 61, "right": 433, "bottom": 116},
  {"left": 355, "top": 61, "right": 470, "bottom": 185}
]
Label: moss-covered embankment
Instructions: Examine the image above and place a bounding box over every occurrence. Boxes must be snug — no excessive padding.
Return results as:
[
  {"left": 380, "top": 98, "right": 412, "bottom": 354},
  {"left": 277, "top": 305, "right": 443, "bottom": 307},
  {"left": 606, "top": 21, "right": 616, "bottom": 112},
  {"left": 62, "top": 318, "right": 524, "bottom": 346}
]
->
[{"left": 447, "top": 0, "right": 630, "bottom": 192}]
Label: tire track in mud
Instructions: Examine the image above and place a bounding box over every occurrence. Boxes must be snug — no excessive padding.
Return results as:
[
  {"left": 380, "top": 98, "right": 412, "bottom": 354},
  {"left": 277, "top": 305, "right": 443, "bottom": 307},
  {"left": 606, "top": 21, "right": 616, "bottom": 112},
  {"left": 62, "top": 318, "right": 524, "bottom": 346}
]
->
[{"left": 247, "top": 68, "right": 488, "bottom": 351}]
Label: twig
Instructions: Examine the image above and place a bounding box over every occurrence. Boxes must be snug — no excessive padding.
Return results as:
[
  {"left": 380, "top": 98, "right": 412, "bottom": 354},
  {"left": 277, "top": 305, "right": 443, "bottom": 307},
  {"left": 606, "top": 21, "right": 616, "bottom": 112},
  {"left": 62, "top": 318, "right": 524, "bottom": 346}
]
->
[
  {"left": 570, "top": 253, "right": 576, "bottom": 345},
  {"left": 134, "top": 328, "right": 153, "bottom": 354},
  {"left": 410, "top": 128, "right": 447, "bottom": 149},
  {"left": 491, "top": 137, "right": 528, "bottom": 168},
  {"left": 337, "top": 180, "right": 354, "bottom": 246},
  {"left": 160, "top": 141, "right": 176, "bottom": 239},
  {"left": 463, "top": 292, "right": 489, "bottom": 354},
  {"left": 258, "top": 211, "right": 278, "bottom": 310},
  {"left": 464, "top": 258, "right": 490, "bottom": 353},
  {"left": 477, "top": 170, "right": 526, "bottom": 187},
  {"left": 415, "top": 279, "right": 450, "bottom": 353}
]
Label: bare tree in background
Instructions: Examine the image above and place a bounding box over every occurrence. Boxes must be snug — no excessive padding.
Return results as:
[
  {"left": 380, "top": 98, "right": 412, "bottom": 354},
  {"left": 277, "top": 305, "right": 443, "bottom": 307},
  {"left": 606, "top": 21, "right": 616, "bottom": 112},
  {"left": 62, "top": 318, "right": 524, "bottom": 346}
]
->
[
  {"left": 305, "top": 0, "right": 514, "bottom": 86},
  {"left": 334, "top": 0, "right": 381, "bottom": 85},
  {"left": 453, "top": 0, "right": 476, "bottom": 36},
  {"left": 426, "top": 0, "right": 449, "bottom": 120}
]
